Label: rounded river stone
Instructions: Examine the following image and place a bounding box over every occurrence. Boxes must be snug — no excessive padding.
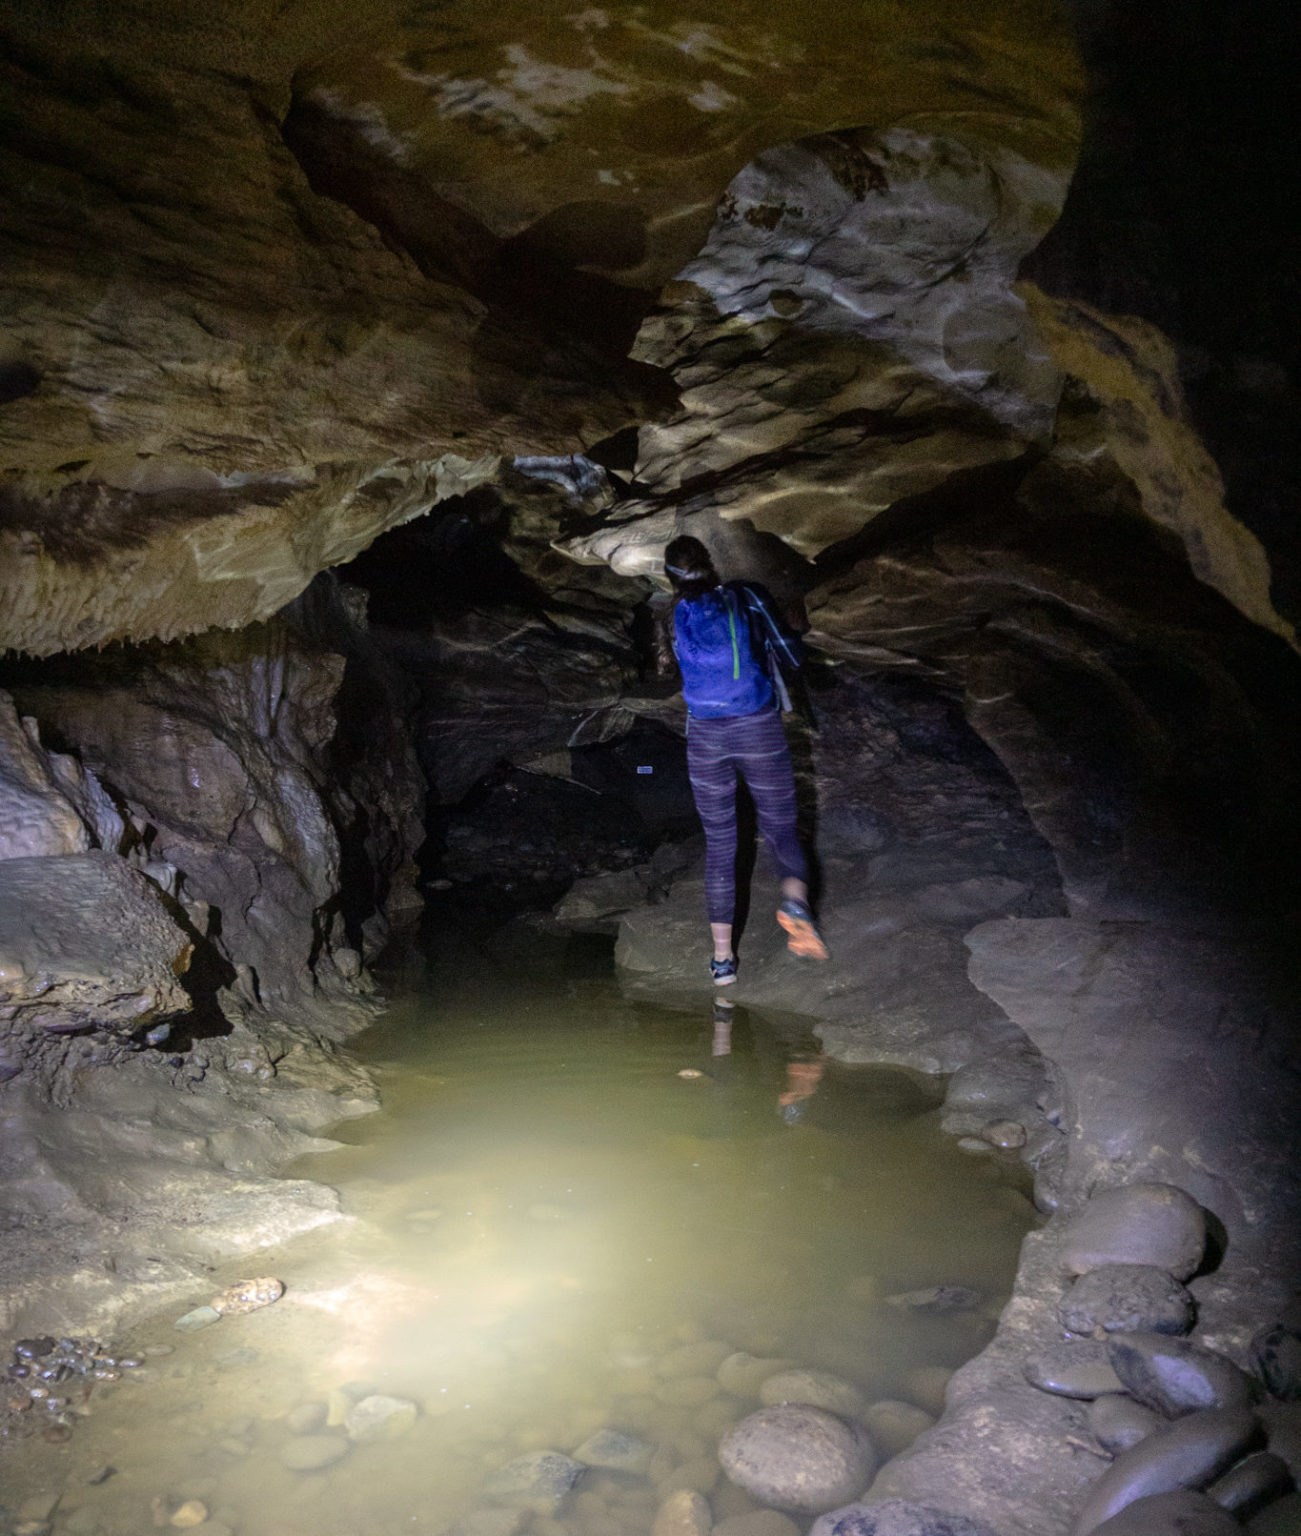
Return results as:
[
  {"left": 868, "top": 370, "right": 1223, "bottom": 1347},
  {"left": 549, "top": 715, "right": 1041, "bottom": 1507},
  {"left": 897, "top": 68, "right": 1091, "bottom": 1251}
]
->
[
  {"left": 1024, "top": 1341, "right": 1124, "bottom": 1399},
  {"left": 863, "top": 1401, "right": 936, "bottom": 1458},
  {"left": 1087, "top": 1490, "right": 1239, "bottom": 1536},
  {"left": 1072, "top": 1406, "right": 1261, "bottom": 1535},
  {"left": 718, "top": 1353, "right": 797, "bottom": 1400},
  {"left": 1087, "top": 1394, "right": 1162, "bottom": 1454},
  {"left": 278, "top": 1435, "right": 349, "bottom": 1471},
  {"left": 1106, "top": 1332, "right": 1256, "bottom": 1415},
  {"left": 759, "top": 1370, "right": 869, "bottom": 1420},
  {"left": 572, "top": 1428, "right": 655, "bottom": 1475},
  {"left": 483, "top": 1451, "right": 585, "bottom": 1509},
  {"left": 1060, "top": 1265, "right": 1195, "bottom": 1338},
  {"left": 345, "top": 1394, "right": 418, "bottom": 1442},
  {"left": 1062, "top": 1185, "right": 1206, "bottom": 1281},
  {"left": 651, "top": 1489, "right": 710, "bottom": 1536},
  {"left": 1251, "top": 1324, "right": 1301, "bottom": 1402},
  {"left": 719, "top": 1405, "right": 877, "bottom": 1515},
  {"left": 1205, "top": 1450, "right": 1294, "bottom": 1516}
]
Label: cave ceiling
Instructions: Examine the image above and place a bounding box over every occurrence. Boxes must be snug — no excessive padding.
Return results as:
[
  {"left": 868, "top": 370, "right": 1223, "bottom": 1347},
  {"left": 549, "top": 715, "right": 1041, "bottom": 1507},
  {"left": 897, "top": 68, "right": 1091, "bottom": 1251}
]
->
[{"left": 0, "top": 0, "right": 1086, "bottom": 655}]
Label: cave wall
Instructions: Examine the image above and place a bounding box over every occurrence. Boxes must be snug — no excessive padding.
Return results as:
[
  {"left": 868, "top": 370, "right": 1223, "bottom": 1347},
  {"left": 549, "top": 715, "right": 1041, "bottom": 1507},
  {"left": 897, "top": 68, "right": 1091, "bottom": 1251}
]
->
[{"left": 0, "top": 577, "right": 424, "bottom": 1090}]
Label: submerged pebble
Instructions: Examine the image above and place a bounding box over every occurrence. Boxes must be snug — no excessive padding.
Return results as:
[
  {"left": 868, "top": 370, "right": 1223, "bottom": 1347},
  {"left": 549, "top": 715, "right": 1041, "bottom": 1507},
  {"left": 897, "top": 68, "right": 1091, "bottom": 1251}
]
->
[
  {"left": 279, "top": 1435, "right": 350, "bottom": 1471},
  {"left": 173, "top": 1308, "right": 221, "bottom": 1334},
  {"left": 209, "top": 1278, "right": 283, "bottom": 1316}
]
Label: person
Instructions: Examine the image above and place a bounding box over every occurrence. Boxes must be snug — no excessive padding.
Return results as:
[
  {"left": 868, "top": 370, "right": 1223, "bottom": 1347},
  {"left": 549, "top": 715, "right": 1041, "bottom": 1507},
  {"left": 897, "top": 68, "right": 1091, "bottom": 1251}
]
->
[{"left": 663, "top": 534, "right": 829, "bottom": 985}]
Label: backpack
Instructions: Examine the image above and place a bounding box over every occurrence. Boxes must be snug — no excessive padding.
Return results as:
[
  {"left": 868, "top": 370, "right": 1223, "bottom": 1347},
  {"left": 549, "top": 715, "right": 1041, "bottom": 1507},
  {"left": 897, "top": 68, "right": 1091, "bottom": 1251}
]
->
[{"left": 673, "top": 584, "right": 775, "bottom": 719}]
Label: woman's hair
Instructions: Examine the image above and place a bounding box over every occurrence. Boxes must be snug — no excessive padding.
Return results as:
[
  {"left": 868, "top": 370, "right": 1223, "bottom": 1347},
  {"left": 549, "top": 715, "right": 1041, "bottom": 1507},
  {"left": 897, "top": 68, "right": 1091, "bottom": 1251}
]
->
[{"left": 663, "top": 534, "right": 720, "bottom": 601}]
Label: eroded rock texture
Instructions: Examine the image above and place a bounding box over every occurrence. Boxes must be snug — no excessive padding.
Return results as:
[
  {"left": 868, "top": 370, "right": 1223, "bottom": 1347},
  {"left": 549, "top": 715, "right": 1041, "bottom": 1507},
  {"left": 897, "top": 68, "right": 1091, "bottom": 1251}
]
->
[
  {"left": 3, "top": 579, "right": 422, "bottom": 1041},
  {"left": 0, "top": 0, "right": 1080, "bottom": 658}
]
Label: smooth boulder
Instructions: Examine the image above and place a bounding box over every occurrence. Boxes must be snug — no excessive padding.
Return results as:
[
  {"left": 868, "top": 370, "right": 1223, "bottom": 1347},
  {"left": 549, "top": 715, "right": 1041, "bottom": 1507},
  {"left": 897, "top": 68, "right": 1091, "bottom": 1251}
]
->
[
  {"left": 1072, "top": 1406, "right": 1261, "bottom": 1535},
  {"left": 1025, "top": 1342, "right": 1125, "bottom": 1399},
  {"left": 1107, "top": 1333, "right": 1257, "bottom": 1415},
  {"left": 1205, "top": 1451, "right": 1294, "bottom": 1516},
  {"left": 1087, "top": 1490, "right": 1239, "bottom": 1535},
  {"left": 1062, "top": 1185, "right": 1206, "bottom": 1281},
  {"left": 719, "top": 1405, "right": 876, "bottom": 1515},
  {"left": 1060, "top": 1265, "right": 1195, "bottom": 1338},
  {"left": 1087, "top": 1394, "right": 1163, "bottom": 1454}
]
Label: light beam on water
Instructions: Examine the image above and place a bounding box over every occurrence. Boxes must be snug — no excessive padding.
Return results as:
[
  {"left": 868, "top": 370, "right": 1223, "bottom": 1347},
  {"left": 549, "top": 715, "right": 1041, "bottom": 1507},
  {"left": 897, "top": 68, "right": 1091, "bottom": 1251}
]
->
[{"left": 1, "top": 957, "right": 1037, "bottom": 1536}]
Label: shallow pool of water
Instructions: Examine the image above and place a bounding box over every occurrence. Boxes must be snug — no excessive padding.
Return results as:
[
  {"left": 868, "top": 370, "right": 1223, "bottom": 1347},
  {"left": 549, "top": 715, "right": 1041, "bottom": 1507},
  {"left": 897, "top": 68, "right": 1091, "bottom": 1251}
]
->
[{"left": 1, "top": 943, "right": 1036, "bottom": 1536}]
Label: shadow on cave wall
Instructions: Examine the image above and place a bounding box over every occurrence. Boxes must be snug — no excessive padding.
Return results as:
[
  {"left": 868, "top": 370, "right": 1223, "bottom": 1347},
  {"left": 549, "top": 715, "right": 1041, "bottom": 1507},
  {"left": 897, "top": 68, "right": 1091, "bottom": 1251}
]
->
[{"left": 1030, "top": 0, "right": 1301, "bottom": 622}]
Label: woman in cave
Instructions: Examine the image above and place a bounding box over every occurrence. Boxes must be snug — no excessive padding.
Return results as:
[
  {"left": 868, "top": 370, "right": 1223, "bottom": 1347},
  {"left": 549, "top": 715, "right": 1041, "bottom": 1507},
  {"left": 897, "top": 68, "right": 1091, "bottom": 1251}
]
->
[{"left": 664, "top": 534, "right": 829, "bottom": 985}]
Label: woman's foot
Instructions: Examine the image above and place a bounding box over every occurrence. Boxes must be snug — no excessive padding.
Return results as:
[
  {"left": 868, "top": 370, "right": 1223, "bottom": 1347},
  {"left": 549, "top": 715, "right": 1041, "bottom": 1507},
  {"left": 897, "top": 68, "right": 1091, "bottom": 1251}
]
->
[
  {"left": 777, "top": 898, "right": 829, "bottom": 960},
  {"left": 710, "top": 954, "right": 738, "bottom": 986}
]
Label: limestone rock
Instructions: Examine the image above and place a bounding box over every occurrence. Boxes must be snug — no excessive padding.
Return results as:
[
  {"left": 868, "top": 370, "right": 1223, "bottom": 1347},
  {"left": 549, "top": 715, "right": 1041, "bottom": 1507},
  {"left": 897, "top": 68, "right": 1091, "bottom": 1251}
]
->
[
  {"left": 10, "top": 583, "right": 422, "bottom": 1026},
  {"left": 0, "top": 692, "right": 122, "bottom": 860},
  {"left": 809, "top": 1500, "right": 1004, "bottom": 1536},
  {"left": 719, "top": 1405, "right": 876, "bottom": 1516},
  {"left": 1071, "top": 1407, "right": 1260, "bottom": 1535},
  {"left": 1061, "top": 1185, "right": 1207, "bottom": 1281},
  {"left": 1106, "top": 1334, "right": 1257, "bottom": 1417},
  {"left": 0, "top": 851, "right": 191, "bottom": 1065},
  {"left": 1059, "top": 1266, "right": 1195, "bottom": 1338}
]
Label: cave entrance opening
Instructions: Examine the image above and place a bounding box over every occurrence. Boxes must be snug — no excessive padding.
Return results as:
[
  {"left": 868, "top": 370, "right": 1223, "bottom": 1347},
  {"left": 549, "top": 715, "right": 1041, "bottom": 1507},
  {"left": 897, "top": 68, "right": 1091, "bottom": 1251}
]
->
[{"left": 1, "top": 916, "right": 1038, "bottom": 1534}]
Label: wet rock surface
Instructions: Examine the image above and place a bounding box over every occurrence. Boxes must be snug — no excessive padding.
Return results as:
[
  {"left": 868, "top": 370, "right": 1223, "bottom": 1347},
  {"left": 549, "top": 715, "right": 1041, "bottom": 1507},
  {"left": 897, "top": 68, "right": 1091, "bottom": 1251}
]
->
[
  {"left": 1059, "top": 1266, "right": 1195, "bottom": 1339},
  {"left": 1084, "top": 1489, "right": 1240, "bottom": 1536},
  {"left": 1106, "top": 1335, "right": 1257, "bottom": 1417},
  {"left": 1071, "top": 1407, "right": 1260, "bottom": 1535},
  {"left": 1060, "top": 1186, "right": 1207, "bottom": 1283},
  {"left": 719, "top": 1405, "right": 877, "bottom": 1515}
]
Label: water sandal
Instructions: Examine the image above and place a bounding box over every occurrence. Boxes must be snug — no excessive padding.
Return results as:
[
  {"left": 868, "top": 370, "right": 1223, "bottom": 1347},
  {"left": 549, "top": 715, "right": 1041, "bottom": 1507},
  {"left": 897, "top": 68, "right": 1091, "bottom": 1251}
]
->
[
  {"left": 777, "top": 898, "right": 829, "bottom": 961},
  {"left": 710, "top": 955, "right": 738, "bottom": 986}
]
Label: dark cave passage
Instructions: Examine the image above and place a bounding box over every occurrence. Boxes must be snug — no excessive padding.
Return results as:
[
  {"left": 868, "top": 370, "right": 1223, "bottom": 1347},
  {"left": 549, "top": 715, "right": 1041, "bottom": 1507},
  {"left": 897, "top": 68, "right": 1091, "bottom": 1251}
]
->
[{"left": 3, "top": 0, "right": 1301, "bottom": 1534}]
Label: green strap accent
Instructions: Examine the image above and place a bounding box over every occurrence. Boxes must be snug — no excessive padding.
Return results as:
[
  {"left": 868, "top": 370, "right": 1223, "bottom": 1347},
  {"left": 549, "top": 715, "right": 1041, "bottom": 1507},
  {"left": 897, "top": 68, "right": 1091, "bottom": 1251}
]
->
[{"left": 726, "top": 599, "right": 740, "bottom": 680}]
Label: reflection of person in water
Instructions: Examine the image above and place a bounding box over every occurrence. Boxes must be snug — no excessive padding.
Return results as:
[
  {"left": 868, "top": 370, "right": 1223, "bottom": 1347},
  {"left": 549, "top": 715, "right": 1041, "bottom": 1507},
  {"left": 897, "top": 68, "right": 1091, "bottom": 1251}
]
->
[{"left": 708, "top": 998, "right": 827, "bottom": 1123}]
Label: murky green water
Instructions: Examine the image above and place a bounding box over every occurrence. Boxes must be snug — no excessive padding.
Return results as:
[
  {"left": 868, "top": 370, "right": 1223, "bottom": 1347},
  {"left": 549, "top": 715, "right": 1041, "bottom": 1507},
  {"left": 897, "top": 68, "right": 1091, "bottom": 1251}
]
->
[{"left": 1, "top": 944, "right": 1036, "bottom": 1536}]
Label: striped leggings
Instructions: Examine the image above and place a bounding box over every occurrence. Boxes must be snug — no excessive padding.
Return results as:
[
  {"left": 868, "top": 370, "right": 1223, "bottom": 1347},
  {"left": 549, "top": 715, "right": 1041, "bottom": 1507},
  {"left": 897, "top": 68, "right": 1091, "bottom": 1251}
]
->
[{"left": 686, "top": 706, "right": 807, "bottom": 925}]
